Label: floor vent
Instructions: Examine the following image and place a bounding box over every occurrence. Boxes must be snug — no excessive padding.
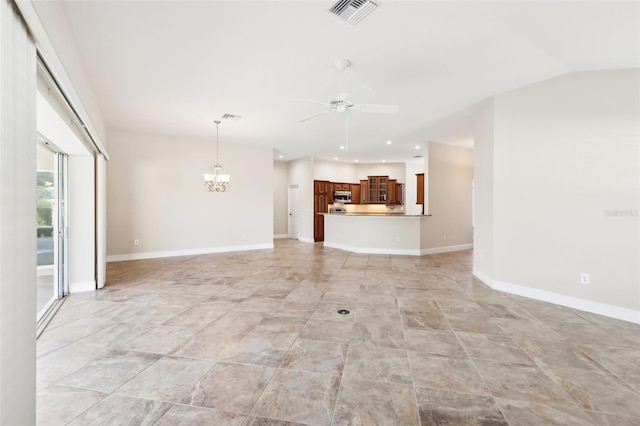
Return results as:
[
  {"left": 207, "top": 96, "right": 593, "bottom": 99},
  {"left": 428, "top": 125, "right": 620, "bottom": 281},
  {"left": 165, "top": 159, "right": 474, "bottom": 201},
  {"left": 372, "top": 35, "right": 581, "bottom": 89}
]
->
[{"left": 329, "top": 0, "right": 378, "bottom": 25}]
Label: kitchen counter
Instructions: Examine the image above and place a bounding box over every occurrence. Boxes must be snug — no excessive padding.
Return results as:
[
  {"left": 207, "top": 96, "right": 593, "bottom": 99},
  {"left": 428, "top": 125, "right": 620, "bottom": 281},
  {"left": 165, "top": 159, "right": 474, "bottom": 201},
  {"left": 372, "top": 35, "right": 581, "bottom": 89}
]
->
[
  {"left": 322, "top": 213, "right": 469, "bottom": 256},
  {"left": 322, "top": 213, "right": 429, "bottom": 217}
]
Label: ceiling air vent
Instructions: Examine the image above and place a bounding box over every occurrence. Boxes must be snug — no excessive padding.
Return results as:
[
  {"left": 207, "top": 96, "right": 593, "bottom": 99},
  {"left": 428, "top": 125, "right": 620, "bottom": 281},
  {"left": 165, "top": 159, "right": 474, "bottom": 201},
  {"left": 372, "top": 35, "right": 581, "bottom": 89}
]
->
[
  {"left": 221, "top": 113, "right": 242, "bottom": 120},
  {"left": 329, "top": 0, "right": 378, "bottom": 25}
]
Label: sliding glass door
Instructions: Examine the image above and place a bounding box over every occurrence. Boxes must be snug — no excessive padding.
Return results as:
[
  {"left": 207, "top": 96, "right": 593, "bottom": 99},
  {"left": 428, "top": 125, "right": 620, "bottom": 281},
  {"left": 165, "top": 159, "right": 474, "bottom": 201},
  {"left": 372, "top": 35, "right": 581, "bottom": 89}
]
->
[{"left": 37, "top": 141, "right": 67, "bottom": 321}]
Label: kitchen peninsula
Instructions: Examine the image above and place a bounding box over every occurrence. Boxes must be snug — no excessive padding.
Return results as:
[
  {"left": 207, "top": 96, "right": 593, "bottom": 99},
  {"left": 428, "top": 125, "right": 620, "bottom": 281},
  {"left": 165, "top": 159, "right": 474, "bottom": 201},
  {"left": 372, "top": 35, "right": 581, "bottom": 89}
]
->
[{"left": 322, "top": 212, "right": 439, "bottom": 255}]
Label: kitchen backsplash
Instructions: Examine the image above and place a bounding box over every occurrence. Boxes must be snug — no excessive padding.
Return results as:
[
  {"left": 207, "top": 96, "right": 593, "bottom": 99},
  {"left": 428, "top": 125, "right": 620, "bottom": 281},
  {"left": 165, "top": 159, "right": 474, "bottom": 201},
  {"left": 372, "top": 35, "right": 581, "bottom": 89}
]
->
[{"left": 329, "top": 203, "right": 406, "bottom": 214}]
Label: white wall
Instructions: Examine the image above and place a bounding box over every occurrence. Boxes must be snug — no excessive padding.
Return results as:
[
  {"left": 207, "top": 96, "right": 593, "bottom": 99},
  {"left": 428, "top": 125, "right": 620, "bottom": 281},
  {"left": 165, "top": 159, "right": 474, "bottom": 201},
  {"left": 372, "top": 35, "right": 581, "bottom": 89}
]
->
[
  {"left": 421, "top": 142, "right": 474, "bottom": 249},
  {"left": 405, "top": 159, "right": 425, "bottom": 215},
  {"left": 68, "top": 156, "right": 96, "bottom": 292},
  {"left": 273, "top": 160, "right": 288, "bottom": 237},
  {"left": 356, "top": 162, "right": 405, "bottom": 183},
  {"left": 473, "top": 100, "right": 495, "bottom": 279},
  {"left": 314, "top": 160, "right": 358, "bottom": 182},
  {"left": 106, "top": 129, "right": 274, "bottom": 260},
  {"left": 287, "top": 157, "right": 314, "bottom": 243},
  {"left": 474, "top": 69, "right": 640, "bottom": 321},
  {"left": 29, "top": 0, "right": 108, "bottom": 145}
]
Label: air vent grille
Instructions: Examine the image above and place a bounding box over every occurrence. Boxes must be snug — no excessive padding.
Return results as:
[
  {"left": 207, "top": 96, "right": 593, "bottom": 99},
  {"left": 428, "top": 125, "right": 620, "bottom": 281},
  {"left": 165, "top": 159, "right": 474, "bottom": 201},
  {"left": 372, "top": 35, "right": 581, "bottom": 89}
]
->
[
  {"left": 221, "top": 113, "right": 242, "bottom": 120},
  {"left": 329, "top": 0, "right": 378, "bottom": 25}
]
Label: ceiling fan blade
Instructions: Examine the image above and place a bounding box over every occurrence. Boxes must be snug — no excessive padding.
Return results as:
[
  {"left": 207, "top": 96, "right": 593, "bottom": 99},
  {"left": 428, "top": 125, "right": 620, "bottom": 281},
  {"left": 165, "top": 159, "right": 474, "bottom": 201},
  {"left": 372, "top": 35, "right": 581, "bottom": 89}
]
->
[
  {"left": 292, "top": 98, "right": 330, "bottom": 106},
  {"left": 298, "top": 110, "right": 332, "bottom": 123},
  {"left": 353, "top": 104, "right": 399, "bottom": 114}
]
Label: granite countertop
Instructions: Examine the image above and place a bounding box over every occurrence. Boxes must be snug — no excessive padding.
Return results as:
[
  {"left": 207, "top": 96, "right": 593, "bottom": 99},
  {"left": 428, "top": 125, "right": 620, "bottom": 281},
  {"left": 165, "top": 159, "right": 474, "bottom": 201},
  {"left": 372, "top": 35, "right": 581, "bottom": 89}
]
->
[{"left": 322, "top": 213, "right": 430, "bottom": 217}]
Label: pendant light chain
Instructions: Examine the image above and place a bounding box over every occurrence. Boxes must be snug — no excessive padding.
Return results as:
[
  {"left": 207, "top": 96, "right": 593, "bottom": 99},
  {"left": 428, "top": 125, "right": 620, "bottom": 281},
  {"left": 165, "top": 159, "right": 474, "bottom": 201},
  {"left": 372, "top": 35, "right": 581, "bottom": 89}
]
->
[{"left": 215, "top": 120, "right": 220, "bottom": 166}]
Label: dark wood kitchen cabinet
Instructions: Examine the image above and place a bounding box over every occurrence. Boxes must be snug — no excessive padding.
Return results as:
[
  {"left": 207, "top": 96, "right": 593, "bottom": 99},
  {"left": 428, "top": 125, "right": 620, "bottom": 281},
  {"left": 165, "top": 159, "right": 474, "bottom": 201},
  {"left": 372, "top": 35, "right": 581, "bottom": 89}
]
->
[
  {"left": 395, "top": 183, "right": 404, "bottom": 205},
  {"left": 416, "top": 173, "right": 425, "bottom": 204},
  {"left": 350, "top": 184, "right": 361, "bottom": 204},
  {"left": 313, "top": 180, "right": 331, "bottom": 242},
  {"left": 368, "top": 176, "right": 389, "bottom": 203},
  {"left": 387, "top": 179, "right": 397, "bottom": 204},
  {"left": 360, "top": 180, "right": 368, "bottom": 203}
]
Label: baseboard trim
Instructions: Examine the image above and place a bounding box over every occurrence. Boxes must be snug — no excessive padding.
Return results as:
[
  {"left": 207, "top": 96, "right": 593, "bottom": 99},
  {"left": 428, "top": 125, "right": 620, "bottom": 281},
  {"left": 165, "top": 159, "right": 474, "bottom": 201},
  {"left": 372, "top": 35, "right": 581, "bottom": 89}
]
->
[
  {"left": 323, "top": 242, "right": 421, "bottom": 256},
  {"left": 473, "top": 268, "right": 640, "bottom": 325},
  {"left": 324, "top": 242, "right": 473, "bottom": 256},
  {"left": 472, "top": 267, "right": 493, "bottom": 287},
  {"left": 273, "top": 234, "right": 289, "bottom": 239},
  {"left": 107, "top": 243, "right": 274, "bottom": 262},
  {"left": 69, "top": 280, "right": 96, "bottom": 293},
  {"left": 298, "top": 237, "right": 315, "bottom": 244},
  {"left": 420, "top": 243, "right": 474, "bottom": 255}
]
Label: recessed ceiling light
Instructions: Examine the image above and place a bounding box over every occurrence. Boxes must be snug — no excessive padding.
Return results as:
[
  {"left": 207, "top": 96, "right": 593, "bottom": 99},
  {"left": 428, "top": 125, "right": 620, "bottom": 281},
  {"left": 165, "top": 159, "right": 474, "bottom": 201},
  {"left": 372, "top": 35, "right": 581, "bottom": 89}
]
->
[
  {"left": 339, "top": 146, "right": 345, "bottom": 150},
  {"left": 386, "top": 140, "right": 392, "bottom": 145},
  {"left": 382, "top": 159, "right": 386, "bottom": 162},
  {"left": 415, "top": 145, "right": 420, "bottom": 150},
  {"left": 334, "top": 157, "right": 339, "bottom": 160},
  {"left": 278, "top": 155, "right": 284, "bottom": 159},
  {"left": 354, "top": 159, "right": 359, "bottom": 162}
]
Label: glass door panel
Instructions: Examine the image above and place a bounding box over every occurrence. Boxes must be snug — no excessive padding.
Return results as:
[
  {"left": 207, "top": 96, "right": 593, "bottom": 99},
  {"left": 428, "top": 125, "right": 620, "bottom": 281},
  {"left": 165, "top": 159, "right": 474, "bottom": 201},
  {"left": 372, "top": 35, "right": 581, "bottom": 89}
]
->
[{"left": 36, "top": 142, "right": 67, "bottom": 321}]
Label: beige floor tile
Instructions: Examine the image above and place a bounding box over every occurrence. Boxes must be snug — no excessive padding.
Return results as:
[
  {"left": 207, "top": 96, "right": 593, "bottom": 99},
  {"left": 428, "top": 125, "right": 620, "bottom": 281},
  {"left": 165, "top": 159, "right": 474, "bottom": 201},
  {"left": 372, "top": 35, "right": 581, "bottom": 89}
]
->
[
  {"left": 251, "top": 369, "right": 340, "bottom": 425},
  {"left": 281, "top": 338, "right": 348, "bottom": 375},
  {"left": 181, "top": 362, "right": 275, "bottom": 414},
  {"left": 37, "top": 385, "right": 106, "bottom": 426},
  {"left": 334, "top": 378, "right": 420, "bottom": 425},
  {"left": 155, "top": 404, "right": 245, "bottom": 426},
  {"left": 67, "top": 394, "right": 172, "bottom": 426},
  {"left": 416, "top": 387, "right": 507, "bottom": 426},
  {"left": 115, "top": 356, "right": 215, "bottom": 403},
  {"left": 36, "top": 241, "right": 640, "bottom": 425},
  {"left": 344, "top": 346, "right": 412, "bottom": 385}
]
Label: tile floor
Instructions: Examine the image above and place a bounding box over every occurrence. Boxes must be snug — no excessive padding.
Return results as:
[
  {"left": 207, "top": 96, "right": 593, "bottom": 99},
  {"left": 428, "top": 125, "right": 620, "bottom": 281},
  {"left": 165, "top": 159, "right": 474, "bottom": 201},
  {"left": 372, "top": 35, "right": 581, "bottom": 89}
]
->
[{"left": 37, "top": 240, "right": 640, "bottom": 425}]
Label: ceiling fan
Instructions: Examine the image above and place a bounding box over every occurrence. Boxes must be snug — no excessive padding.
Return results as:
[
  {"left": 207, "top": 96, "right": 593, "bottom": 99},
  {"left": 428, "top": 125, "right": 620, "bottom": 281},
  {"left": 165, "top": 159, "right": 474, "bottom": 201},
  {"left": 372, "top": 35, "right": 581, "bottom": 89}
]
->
[{"left": 293, "top": 59, "right": 399, "bottom": 123}]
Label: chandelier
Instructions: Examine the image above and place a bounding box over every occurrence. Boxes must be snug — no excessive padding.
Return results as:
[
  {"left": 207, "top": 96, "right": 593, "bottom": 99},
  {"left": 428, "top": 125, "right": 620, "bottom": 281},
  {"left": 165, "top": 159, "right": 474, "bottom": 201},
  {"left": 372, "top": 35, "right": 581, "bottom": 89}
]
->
[{"left": 204, "top": 120, "right": 230, "bottom": 192}]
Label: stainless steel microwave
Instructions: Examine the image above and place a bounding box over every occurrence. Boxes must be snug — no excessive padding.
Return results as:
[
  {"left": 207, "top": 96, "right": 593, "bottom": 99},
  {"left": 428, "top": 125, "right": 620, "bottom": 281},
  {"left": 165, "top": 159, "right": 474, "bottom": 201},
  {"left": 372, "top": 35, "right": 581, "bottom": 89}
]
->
[{"left": 333, "top": 190, "right": 351, "bottom": 203}]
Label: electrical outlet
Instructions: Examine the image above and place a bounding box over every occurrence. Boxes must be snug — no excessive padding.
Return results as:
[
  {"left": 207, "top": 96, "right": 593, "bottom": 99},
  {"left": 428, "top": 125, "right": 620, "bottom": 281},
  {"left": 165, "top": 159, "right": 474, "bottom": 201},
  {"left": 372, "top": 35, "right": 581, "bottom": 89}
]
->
[
  {"left": 134, "top": 239, "right": 140, "bottom": 246},
  {"left": 580, "top": 273, "right": 589, "bottom": 284},
  {"left": 443, "top": 234, "right": 447, "bottom": 240}
]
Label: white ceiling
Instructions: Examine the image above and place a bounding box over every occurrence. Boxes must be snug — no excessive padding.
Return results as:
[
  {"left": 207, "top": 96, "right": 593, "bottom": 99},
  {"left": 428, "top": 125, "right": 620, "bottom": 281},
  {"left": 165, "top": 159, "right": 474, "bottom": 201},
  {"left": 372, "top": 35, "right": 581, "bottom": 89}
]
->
[{"left": 38, "top": 1, "right": 639, "bottom": 163}]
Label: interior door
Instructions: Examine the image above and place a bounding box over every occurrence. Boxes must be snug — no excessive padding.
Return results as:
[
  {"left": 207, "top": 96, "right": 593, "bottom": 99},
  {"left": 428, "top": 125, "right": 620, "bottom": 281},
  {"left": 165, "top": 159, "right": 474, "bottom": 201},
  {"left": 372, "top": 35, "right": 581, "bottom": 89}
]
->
[{"left": 288, "top": 184, "right": 299, "bottom": 239}]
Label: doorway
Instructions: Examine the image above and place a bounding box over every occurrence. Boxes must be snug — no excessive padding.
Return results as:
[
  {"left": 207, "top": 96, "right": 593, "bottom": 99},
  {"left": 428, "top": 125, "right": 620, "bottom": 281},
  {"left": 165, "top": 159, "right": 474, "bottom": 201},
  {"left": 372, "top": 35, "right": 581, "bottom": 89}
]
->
[
  {"left": 287, "top": 184, "right": 300, "bottom": 239},
  {"left": 36, "top": 141, "right": 68, "bottom": 323}
]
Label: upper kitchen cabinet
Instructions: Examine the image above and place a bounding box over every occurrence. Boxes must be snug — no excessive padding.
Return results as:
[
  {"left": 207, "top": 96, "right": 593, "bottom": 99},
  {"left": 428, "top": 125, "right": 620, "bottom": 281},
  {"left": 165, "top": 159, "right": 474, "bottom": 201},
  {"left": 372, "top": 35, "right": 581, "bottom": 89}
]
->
[
  {"left": 368, "top": 176, "right": 388, "bottom": 203},
  {"left": 359, "top": 180, "right": 368, "bottom": 203},
  {"left": 385, "top": 180, "right": 404, "bottom": 205},
  {"left": 350, "top": 184, "right": 361, "bottom": 204},
  {"left": 395, "top": 183, "right": 404, "bottom": 205},
  {"left": 314, "top": 180, "right": 331, "bottom": 194},
  {"left": 416, "top": 173, "right": 425, "bottom": 204},
  {"left": 358, "top": 176, "right": 404, "bottom": 204}
]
